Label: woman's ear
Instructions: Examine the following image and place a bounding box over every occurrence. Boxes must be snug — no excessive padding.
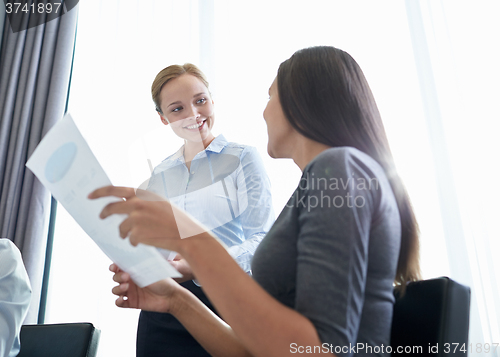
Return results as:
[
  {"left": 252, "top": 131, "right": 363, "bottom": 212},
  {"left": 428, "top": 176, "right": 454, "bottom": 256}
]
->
[{"left": 158, "top": 112, "right": 169, "bottom": 126}]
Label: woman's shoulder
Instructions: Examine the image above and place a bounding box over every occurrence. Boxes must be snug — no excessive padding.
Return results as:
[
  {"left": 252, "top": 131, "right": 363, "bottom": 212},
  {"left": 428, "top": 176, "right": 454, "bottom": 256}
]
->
[
  {"left": 151, "top": 147, "right": 184, "bottom": 173},
  {"left": 218, "top": 137, "right": 260, "bottom": 158},
  {"left": 312, "top": 146, "right": 377, "bottom": 164},
  {"left": 303, "top": 147, "right": 390, "bottom": 194},
  {"left": 219, "top": 137, "right": 252, "bottom": 150}
]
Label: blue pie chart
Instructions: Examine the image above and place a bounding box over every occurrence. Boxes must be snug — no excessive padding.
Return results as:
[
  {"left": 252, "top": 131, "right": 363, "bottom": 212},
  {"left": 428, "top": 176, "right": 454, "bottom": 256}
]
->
[{"left": 45, "top": 142, "right": 77, "bottom": 183}]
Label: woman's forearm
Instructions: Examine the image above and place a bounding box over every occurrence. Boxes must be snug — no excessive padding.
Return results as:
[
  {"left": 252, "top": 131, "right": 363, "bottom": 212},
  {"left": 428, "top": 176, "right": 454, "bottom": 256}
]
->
[
  {"left": 172, "top": 286, "right": 252, "bottom": 357},
  {"left": 177, "top": 233, "right": 331, "bottom": 357}
]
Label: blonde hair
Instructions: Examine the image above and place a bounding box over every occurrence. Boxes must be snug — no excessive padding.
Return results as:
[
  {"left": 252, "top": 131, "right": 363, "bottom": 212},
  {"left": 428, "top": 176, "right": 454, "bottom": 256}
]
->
[{"left": 151, "top": 63, "right": 210, "bottom": 114}]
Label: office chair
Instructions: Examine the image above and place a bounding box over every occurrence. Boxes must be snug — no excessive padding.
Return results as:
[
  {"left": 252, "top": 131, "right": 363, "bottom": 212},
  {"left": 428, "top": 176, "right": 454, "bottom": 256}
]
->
[
  {"left": 17, "top": 322, "right": 100, "bottom": 357},
  {"left": 391, "top": 277, "right": 470, "bottom": 356}
]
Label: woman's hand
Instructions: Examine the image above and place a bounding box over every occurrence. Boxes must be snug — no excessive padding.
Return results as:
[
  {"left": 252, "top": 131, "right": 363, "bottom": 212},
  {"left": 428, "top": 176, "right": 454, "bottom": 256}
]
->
[
  {"left": 110, "top": 263, "right": 182, "bottom": 313},
  {"left": 169, "top": 254, "right": 195, "bottom": 283},
  {"left": 89, "top": 186, "right": 207, "bottom": 251}
]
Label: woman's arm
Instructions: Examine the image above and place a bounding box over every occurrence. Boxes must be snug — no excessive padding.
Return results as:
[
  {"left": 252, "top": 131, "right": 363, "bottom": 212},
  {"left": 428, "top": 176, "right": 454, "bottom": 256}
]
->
[
  {"left": 172, "top": 285, "right": 253, "bottom": 357},
  {"left": 178, "top": 234, "right": 329, "bottom": 357},
  {"left": 93, "top": 187, "right": 332, "bottom": 357}
]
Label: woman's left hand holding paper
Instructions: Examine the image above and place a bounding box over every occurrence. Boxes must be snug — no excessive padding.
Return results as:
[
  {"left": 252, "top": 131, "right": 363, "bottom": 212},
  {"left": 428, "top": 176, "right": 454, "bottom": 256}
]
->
[{"left": 110, "top": 263, "right": 182, "bottom": 313}]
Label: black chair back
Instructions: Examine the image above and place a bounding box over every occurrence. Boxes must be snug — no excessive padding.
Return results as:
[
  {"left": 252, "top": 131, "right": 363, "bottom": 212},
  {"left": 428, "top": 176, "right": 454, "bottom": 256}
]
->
[
  {"left": 18, "top": 322, "right": 100, "bottom": 357},
  {"left": 391, "top": 277, "right": 470, "bottom": 356}
]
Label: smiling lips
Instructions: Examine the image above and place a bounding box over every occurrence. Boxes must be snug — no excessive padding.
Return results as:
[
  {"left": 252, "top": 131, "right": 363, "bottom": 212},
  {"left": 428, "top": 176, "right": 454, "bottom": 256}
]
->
[{"left": 184, "top": 119, "right": 207, "bottom": 131}]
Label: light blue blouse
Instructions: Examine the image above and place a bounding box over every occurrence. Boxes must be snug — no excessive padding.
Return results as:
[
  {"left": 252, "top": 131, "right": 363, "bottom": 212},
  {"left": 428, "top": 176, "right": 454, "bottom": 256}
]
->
[{"left": 146, "top": 135, "right": 275, "bottom": 274}]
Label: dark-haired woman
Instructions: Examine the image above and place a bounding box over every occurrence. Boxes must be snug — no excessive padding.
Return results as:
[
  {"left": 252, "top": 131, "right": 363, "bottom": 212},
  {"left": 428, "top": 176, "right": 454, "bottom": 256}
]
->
[{"left": 91, "top": 46, "right": 420, "bottom": 357}]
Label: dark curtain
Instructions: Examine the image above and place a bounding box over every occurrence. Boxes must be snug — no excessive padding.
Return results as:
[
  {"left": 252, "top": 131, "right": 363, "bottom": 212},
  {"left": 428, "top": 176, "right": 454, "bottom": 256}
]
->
[{"left": 0, "top": 2, "right": 78, "bottom": 322}]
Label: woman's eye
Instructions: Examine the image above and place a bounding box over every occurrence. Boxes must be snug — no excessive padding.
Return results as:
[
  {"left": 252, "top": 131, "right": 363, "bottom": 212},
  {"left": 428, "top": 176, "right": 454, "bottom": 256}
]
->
[
  {"left": 197, "top": 98, "right": 206, "bottom": 104},
  {"left": 172, "top": 107, "right": 182, "bottom": 113}
]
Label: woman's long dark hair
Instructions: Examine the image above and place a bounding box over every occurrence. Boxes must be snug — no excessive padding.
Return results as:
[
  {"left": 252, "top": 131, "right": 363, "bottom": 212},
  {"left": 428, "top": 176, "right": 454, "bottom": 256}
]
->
[{"left": 277, "top": 46, "right": 420, "bottom": 290}]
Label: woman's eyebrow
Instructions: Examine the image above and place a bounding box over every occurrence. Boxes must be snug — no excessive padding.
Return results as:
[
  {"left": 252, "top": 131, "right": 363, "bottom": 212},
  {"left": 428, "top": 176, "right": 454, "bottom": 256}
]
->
[
  {"left": 167, "top": 100, "right": 181, "bottom": 108},
  {"left": 193, "top": 92, "right": 206, "bottom": 97}
]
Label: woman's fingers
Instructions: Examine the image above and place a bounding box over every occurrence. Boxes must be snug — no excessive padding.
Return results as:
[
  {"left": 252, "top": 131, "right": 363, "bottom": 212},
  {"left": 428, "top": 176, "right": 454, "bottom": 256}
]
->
[
  {"left": 118, "top": 216, "right": 133, "bottom": 238},
  {"left": 128, "top": 228, "right": 143, "bottom": 247},
  {"left": 88, "top": 186, "right": 136, "bottom": 200},
  {"left": 109, "top": 261, "right": 137, "bottom": 310},
  {"left": 89, "top": 185, "right": 187, "bottom": 250},
  {"left": 89, "top": 186, "right": 164, "bottom": 202},
  {"left": 113, "top": 271, "right": 130, "bottom": 283},
  {"left": 112, "top": 281, "right": 131, "bottom": 308},
  {"left": 135, "top": 188, "right": 166, "bottom": 202},
  {"left": 115, "top": 296, "right": 130, "bottom": 308},
  {"left": 111, "top": 283, "right": 129, "bottom": 295},
  {"left": 109, "top": 263, "right": 123, "bottom": 273},
  {"left": 110, "top": 268, "right": 132, "bottom": 307},
  {"left": 173, "top": 254, "right": 182, "bottom": 261},
  {"left": 100, "top": 199, "right": 139, "bottom": 219}
]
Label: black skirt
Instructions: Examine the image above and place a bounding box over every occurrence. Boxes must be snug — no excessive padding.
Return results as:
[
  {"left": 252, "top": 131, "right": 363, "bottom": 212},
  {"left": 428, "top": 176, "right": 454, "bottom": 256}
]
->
[{"left": 136, "top": 280, "right": 218, "bottom": 357}]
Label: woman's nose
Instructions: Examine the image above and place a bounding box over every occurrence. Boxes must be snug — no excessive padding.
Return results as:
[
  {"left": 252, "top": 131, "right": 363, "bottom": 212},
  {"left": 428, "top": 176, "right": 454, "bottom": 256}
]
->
[{"left": 186, "top": 105, "right": 201, "bottom": 120}]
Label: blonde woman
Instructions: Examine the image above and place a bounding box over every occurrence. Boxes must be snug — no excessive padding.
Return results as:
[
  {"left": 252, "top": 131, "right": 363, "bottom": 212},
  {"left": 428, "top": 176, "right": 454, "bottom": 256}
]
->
[{"left": 135, "top": 64, "right": 274, "bottom": 356}]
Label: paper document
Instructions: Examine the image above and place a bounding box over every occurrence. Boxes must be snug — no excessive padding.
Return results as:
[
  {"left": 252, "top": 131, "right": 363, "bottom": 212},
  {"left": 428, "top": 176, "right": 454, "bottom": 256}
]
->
[{"left": 26, "top": 113, "right": 181, "bottom": 287}]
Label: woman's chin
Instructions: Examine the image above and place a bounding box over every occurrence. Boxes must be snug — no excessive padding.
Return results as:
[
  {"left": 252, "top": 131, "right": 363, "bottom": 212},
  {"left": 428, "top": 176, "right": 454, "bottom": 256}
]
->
[
  {"left": 267, "top": 145, "right": 277, "bottom": 159},
  {"left": 185, "top": 130, "right": 214, "bottom": 145},
  {"left": 267, "top": 144, "right": 288, "bottom": 159}
]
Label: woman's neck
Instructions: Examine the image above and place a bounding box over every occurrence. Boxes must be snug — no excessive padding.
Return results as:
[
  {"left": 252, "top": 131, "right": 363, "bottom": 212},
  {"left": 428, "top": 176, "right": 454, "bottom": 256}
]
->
[
  {"left": 291, "top": 136, "right": 332, "bottom": 172},
  {"left": 183, "top": 134, "right": 216, "bottom": 165}
]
